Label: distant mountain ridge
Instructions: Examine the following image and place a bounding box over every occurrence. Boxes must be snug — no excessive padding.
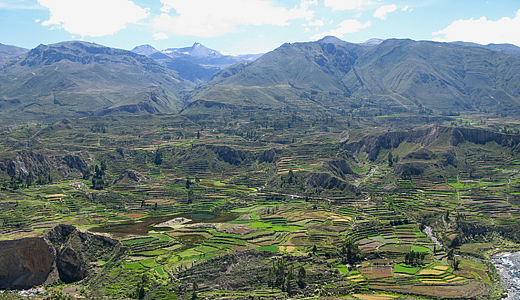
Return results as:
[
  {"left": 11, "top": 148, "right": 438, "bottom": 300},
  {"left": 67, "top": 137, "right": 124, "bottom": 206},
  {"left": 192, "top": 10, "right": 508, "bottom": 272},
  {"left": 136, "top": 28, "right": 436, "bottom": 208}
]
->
[
  {"left": 450, "top": 41, "right": 520, "bottom": 56},
  {"left": 132, "top": 43, "right": 263, "bottom": 83},
  {"left": 0, "top": 43, "right": 29, "bottom": 66},
  {"left": 2, "top": 37, "right": 520, "bottom": 124}
]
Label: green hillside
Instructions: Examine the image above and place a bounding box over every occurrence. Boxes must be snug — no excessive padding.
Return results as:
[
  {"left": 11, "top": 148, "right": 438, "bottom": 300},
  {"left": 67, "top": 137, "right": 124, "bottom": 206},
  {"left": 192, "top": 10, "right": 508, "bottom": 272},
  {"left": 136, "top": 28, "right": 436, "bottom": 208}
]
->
[
  {"left": 0, "top": 41, "right": 190, "bottom": 124},
  {"left": 191, "top": 37, "right": 520, "bottom": 116}
]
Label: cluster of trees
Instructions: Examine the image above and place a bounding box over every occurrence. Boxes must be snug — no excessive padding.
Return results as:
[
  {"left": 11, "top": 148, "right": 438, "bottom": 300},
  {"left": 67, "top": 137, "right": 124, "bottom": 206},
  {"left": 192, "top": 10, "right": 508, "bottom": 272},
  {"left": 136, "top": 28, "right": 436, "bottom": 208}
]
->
[
  {"left": 5, "top": 172, "right": 52, "bottom": 190},
  {"left": 389, "top": 219, "right": 410, "bottom": 226},
  {"left": 341, "top": 239, "right": 363, "bottom": 266},
  {"left": 387, "top": 152, "right": 399, "bottom": 167},
  {"left": 267, "top": 258, "right": 306, "bottom": 295},
  {"left": 404, "top": 250, "right": 426, "bottom": 266},
  {"left": 91, "top": 162, "right": 106, "bottom": 190}
]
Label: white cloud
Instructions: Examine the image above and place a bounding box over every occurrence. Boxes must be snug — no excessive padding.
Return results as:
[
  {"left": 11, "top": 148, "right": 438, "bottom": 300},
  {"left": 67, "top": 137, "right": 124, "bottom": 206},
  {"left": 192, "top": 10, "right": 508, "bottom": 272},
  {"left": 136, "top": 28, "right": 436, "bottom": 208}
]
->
[
  {"left": 324, "top": 0, "right": 365, "bottom": 11},
  {"left": 38, "top": 0, "right": 149, "bottom": 37},
  {"left": 153, "top": 0, "right": 315, "bottom": 38},
  {"left": 402, "top": 5, "right": 409, "bottom": 11},
  {"left": 305, "top": 19, "right": 325, "bottom": 27},
  {"left": 301, "top": 0, "right": 317, "bottom": 10},
  {"left": 35, "top": 19, "right": 40, "bottom": 22},
  {"left": 153, "top": 32, "right": 169, "bottom": 40},
  {"left": 374, "top": 4, "right": 397, "bottom": 20},
  {"left": 432, "top": 9, "right": 520, "bottom": 46},
  {"left": 311, "top": 19, "right": 371, "bottom": 40}
]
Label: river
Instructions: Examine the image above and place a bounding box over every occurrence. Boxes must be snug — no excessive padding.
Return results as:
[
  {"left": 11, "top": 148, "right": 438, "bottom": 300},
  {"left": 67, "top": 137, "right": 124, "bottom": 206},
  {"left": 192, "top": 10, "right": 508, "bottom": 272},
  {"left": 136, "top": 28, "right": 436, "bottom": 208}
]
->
[{"left": 491, "top": 252, "right": 520, "bottom": 300}]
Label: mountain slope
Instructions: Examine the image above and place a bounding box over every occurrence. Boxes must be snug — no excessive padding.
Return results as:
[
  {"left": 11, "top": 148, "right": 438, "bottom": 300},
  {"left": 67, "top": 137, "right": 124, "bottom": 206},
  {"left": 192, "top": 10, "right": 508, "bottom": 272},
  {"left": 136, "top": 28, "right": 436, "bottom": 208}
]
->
[
  {"left": 189, "top": 37, "right": 520, "bottom": 115},
  {"left": 0, "top": 43, "right": 28, "bottom": 66},
  {"left": 451, "top": 41, "right": 520, "bottom": 56},
  {"left": 0, "top": 41, "right": 188, "bottom": 124}
]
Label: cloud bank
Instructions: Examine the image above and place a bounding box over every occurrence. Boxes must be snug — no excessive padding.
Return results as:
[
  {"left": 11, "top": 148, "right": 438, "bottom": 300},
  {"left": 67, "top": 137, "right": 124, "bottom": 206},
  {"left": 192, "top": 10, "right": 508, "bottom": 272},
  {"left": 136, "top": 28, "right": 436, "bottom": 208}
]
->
[
  {"left": 311, "top": 19, "right": 371, "bottom": 40},
  {"left": 153, "top": 0, "right": 315, "bottom": 38},
  {"left": 38, "top": 0, "right": 149, "bottom": 37},
  {"left": 433, "top": 9, "right": 520, "bottom": 46}
]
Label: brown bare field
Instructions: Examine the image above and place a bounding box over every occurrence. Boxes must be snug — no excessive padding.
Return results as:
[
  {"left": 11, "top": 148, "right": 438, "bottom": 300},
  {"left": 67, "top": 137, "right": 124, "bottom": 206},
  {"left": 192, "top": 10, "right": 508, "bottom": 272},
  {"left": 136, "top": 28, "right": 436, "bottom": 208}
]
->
[
  {"left": 353, "top": 294, "right": 398, "bottom": 300},
  {"left": 360, "top": 267, "right": 375, "bottom": 279},
  {"left": 360, "top": 242, "right": 384, "bottom": 249},
  {"left": 379, "top": 280, "right": 484, "bottom": 298},
  {"left": 217, "top": 224, "right": 256, "bottom": 235},
  {"left": 290, "top": 235, "right": 310, "bottom": 246},
  {"left": 167, "top": 231, "right": 213, "bottom": 239},
  {"left": 45, "top": 194, "right": 68, "bottom": 198},
  {"left": 380, "top": 244, "right": 411, "bottom": 252},
  {"left": 373, "top": 267, "right": 393, "bottom": 278},
  {"left": 120, "top": 213, "right": 146, "bottom": 218},
  {"left": 419, "top": 269, "right": 445, "bottom": 276},
  {"left": 279, "top": 246, "right": 295, "bottom": 252}
]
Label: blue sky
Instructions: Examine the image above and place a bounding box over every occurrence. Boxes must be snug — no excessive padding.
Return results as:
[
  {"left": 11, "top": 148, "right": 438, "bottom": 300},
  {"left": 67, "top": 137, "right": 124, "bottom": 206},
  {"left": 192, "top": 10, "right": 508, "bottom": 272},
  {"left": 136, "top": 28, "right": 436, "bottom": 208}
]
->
[{"left": 1, "top": 0, "right": 519, "bottom": 54}]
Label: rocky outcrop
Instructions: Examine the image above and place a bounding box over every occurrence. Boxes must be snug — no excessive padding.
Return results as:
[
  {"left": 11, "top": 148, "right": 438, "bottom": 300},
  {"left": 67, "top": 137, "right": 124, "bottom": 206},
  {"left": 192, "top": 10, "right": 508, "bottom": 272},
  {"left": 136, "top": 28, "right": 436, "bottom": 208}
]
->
[
  {"left": 0, "top": 150, "right": 89, "bottom": 180},
  {"left": 344, "top": 126, "right": 520, "bottom": 161},
  {"left": 203, "top": 144, "right": 248, "bottom": 165},
  {"left": 451, "top": 127, "right": 520, "bottom": 149},
  {"left": 0, "top": 238, "right": 55, "bottom": 289},
  {"left": 343, "top": 126, "right": 448, "bottom": 160},
  {"left": 306, "top": 172, "right": 361, "bottom": 195},
  {"left": 0, "top": 225, "right": 124, "bottom": 289},
  {"left": 55, "top": 154, "right": 89, "bottom": 172},
  {"left": 258, "top": 148, "right": 278, "bottom": 163},
  {"left": 113, "top": 169, "right": 150, "bottom": 184},
  {"left": 4, "top": 150, "right": 52, "bottom": 179},
  {"left": 325, "top": 159, "right": 358, "bottom": 179}
]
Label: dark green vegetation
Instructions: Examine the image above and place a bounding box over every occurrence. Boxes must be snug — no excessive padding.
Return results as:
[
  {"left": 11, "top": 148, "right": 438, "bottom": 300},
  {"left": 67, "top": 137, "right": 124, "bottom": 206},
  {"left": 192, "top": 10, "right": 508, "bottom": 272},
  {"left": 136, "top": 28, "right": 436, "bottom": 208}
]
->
[{"left": 1, "top": 37, "right": 520, "bottom": 299}]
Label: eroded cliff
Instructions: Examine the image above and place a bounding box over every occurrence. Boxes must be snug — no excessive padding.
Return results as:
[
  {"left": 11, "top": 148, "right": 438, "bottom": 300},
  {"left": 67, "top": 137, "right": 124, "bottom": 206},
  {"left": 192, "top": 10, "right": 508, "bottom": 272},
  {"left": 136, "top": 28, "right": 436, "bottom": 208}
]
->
[{"left": 0, "top": 225, "right": 124, "bottom": 290}]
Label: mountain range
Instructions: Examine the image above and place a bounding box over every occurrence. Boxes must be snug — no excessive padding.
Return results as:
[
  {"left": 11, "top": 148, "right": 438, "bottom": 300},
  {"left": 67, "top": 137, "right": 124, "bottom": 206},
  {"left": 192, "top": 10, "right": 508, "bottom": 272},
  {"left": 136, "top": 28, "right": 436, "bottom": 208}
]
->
[
  {"left": 190, "top": 36, "right": 520, "bottom": 115},
  {"left": 1, "top": 37, "right": 520, "bottom": 124},
  {"left": 0, "top": 41, "right": 187, "bottom": 124},
  {"left": 132, "top": 43, "right": 262, "bottom": 83}
]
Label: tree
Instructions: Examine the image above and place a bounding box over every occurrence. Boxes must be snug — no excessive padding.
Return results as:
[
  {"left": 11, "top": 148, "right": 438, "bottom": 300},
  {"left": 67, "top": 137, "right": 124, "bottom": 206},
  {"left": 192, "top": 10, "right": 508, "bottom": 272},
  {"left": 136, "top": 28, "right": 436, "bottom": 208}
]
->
[
  {"left": 453, "top": 259, "right": 461, "bottom": 270},
  {"left": 388, "top": 152, "right": 394, "bottom": 167},
  {"left": 186, "top": 178, "right": 191, "bottom": 189},
  {"left": 154, "top": 149, "right": 163, "bottom": 165},
  {"left": 450, "top": 236, "right": 461, "bottom": 248},
  {"left": 297, "top": 266, "right": 306, "bottom": 288},
  {"left": 405, "top": 250, "right": 426, "bottom": 266},
  {"left": 100, "top": 160, "right": 107, "bottom": 174},
  {"left": 344, "top": 239, "right": 362, "bottom": 265}
]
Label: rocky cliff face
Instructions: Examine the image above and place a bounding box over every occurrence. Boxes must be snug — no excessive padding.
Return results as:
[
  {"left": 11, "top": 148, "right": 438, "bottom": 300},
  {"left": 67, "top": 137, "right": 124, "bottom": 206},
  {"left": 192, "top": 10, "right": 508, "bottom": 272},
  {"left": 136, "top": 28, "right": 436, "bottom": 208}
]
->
[
  {"left": 0, "top": 150, "right": 89, "bottom": 180},
  {"left": 344, "top": 126, "right": 520, "bottom": 161},
  {"left": 0, "top": 238, "right": 55, "bottom": 289},
  {"left": 0, "top": 225, "right": 123, "bottom": 289}
]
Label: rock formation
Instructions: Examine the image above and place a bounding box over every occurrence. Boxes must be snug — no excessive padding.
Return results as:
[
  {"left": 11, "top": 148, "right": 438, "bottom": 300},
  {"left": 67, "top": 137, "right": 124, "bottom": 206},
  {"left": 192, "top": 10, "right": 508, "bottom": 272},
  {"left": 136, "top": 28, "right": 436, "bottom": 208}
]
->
[{"left": 0, "top": 225, "right": 123, "bottom": 289}]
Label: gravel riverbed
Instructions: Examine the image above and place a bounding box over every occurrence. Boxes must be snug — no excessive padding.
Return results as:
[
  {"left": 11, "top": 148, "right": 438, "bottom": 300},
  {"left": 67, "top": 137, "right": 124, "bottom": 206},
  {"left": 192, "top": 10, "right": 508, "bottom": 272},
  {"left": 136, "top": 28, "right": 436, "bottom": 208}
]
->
[{"left": 491, "top": 252, "right": 520, "bottom": 300}]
